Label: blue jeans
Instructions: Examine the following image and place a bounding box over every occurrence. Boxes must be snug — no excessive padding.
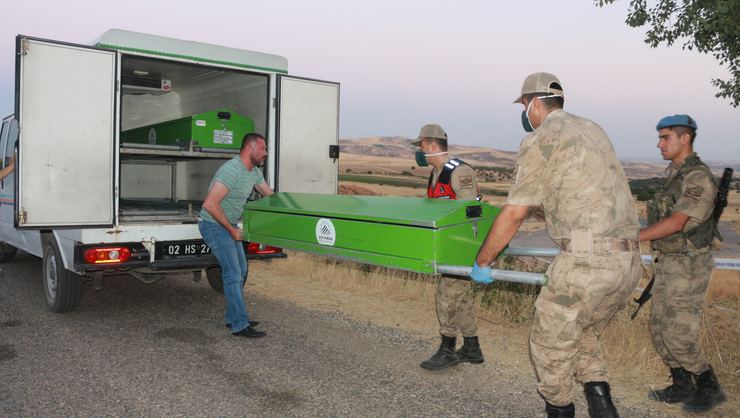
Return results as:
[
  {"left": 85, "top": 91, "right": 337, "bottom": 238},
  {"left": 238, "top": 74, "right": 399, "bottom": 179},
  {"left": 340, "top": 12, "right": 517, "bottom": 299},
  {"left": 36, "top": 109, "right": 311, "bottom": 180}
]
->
[{"left": 198, "top": 219, "right": 250, "bottom": 333}]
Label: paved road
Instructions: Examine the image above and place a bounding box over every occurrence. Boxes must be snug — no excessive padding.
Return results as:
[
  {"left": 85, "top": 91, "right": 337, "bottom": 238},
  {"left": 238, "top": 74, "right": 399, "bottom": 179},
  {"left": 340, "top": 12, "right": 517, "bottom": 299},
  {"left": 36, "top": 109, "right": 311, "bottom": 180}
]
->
[{"left": 0, "top": 252, "right": 664, "bottom": 417}]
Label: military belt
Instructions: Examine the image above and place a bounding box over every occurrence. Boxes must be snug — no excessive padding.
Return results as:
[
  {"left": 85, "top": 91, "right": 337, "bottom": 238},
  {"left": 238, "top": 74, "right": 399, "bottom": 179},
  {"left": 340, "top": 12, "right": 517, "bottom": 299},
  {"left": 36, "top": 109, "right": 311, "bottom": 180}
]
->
[{"left": 557, "top": 238, "right": 636, "bottom": 253}]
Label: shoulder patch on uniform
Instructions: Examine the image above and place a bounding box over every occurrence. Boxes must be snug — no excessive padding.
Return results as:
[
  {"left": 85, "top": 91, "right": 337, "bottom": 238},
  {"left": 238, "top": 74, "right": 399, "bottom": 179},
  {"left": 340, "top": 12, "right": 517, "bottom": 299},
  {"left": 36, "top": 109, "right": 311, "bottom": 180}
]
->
[
  {"left": 458, "top": 175, "right": 473, "bottom": 188},
  {"left": 684, "top": 183, "right": 704, "bottom": 201}
]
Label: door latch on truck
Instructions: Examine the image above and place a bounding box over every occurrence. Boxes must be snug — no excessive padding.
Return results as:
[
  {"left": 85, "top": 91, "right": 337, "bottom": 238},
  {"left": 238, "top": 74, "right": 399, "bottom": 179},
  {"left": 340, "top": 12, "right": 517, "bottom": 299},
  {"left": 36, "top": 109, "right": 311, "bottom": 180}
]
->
[{"left": 18, "top": 209, "right": 27, "bottom": 224}]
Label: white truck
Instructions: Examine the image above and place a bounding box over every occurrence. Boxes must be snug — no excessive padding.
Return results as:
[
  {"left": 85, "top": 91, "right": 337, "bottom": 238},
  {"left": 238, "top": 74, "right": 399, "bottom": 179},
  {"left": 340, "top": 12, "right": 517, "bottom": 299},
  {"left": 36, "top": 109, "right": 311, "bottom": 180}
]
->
[{"left": 0, "top": 29, "right": 340, "bottom": 312}]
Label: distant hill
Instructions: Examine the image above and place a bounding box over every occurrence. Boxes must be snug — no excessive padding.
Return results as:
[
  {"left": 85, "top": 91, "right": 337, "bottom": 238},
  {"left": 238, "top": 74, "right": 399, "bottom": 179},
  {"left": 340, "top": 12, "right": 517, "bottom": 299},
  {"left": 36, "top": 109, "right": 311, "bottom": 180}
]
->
[
  {"left": 339, "top": 137, "right": 517, "bottom": 168},
  {"left": 340, "top": 137, "right": 739, "bottom": 180}
]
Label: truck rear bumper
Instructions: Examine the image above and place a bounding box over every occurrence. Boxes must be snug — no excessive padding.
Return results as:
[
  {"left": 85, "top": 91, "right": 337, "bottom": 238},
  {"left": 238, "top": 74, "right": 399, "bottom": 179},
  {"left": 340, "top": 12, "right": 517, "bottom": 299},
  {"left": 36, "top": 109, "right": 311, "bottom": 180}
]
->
[{"left": 73, "top": 242, "right": 286, "bottom": 274}]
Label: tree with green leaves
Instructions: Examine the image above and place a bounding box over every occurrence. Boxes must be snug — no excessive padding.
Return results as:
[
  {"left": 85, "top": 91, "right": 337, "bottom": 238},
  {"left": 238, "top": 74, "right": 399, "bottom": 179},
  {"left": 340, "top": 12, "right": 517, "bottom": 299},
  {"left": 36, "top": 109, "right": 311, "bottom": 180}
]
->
[{"left": 596, "top": 1, "right": 740, "bottom": 107}]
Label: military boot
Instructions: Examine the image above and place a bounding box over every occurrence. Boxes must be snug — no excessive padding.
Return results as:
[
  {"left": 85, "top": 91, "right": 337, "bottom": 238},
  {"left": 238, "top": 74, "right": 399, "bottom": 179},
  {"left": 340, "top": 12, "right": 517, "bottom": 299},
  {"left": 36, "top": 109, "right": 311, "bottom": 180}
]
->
[
  {"left": 648, "top": 367, "right": 695, "bottom": 403},
  {"left": 584, "top": 381, "right": 619, "bottom": 418},
  {"left": 456, "top": 336, "right": 484, "bottom": 364},
  {"left": 545, "top": 401, "right": 575, "bottom": 418},
  {"left": 420, "top": 336, "right": 460, "bottom": 370},
  {"left": 682, "top": 366, "right": 727, "bottom": 413}
]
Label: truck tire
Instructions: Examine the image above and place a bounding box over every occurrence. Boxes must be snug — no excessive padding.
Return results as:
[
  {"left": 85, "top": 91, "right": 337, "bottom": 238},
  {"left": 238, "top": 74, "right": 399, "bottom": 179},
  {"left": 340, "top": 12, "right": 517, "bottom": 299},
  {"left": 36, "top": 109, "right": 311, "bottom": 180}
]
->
[
  {"left": 42, "top": 238, "right": 82, "bottom": 312},
  {"left": 0, "top": 242, "right": 18, "bottom": 262},
  {"left": 205, "top": 267, "right": 246, "bottom": 294}
]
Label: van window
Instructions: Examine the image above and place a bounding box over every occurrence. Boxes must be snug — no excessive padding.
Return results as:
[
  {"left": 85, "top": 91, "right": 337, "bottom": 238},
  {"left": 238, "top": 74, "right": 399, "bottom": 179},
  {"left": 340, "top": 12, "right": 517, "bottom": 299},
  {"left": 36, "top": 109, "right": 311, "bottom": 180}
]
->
[
  {"left": 4, "top": 120, "right": 17, "bottom": 167},
  {"left": 0, "top": 121, "right": 8, "bottom": 167}
]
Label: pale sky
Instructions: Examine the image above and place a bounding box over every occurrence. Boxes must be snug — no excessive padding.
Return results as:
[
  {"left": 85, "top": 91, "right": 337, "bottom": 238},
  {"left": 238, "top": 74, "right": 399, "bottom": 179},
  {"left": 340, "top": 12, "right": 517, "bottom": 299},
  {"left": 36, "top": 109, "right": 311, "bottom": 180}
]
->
[{"left": 2, "top": 0, "right": 738, "bottom": 161}]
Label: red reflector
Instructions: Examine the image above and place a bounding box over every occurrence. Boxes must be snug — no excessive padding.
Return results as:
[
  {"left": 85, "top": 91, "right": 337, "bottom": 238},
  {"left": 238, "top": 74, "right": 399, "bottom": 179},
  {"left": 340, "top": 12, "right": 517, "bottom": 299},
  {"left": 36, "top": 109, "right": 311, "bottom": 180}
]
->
[
  {"left": 246, "top": 242, "right": 282, "bottom": 255},
  {"left": 83, "top": 247, "right": 131, "bottom": 264}
]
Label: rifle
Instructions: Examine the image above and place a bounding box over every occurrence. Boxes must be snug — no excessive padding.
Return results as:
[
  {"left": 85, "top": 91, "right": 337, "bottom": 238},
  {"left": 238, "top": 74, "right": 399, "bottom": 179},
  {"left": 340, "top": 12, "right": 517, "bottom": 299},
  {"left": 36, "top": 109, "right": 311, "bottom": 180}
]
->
[
  {"left": 631, "top": 167, "right": 734, "bottom": 320},
  {"left": 630, "top": 268, "right": 655, "bottom": 319},
  {"left": 714, "top": 168, "right": 734, "bottom": 228}
]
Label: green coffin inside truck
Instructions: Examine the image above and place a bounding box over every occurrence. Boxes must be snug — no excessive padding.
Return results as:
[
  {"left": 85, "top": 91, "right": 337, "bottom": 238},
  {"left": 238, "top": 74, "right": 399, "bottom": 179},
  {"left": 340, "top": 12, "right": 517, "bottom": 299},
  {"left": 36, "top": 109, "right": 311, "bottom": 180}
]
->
[
  {"left": 121, "top": 109, "right": 255, "bottom": 150},
  {"left": 244, "top": 193, "right": 500, "bottom": 274}
]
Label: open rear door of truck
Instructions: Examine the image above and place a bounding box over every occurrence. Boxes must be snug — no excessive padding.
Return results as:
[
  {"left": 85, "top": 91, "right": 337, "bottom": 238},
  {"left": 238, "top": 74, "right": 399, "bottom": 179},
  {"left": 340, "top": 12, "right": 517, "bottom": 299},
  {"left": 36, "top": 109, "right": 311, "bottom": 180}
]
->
[
  {"left": 276, "top": 76, "right": 339, "bottom": 194},
  {"left": 15, "top": 36, "right": 117, "bottom": 228}
]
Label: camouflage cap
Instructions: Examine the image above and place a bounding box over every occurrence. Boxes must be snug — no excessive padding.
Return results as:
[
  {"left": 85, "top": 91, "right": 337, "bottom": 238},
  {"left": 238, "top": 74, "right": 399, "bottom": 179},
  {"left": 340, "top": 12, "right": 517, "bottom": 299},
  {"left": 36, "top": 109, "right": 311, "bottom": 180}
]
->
[
  {"left": 513, "top": 72, "right": 564, "bottom": 103},
  {"left": 412, "top": 123, "right": 448, "bottom": 146},
  {"left": 656, "top": 114, "right": 698, "bottom": 131}
]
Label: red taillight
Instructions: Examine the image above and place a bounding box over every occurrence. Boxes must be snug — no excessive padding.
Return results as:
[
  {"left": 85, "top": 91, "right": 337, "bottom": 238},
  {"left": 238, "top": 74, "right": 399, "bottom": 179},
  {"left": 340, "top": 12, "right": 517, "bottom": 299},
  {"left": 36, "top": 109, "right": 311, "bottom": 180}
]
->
[
  {"left": 83, "top": 247, "right": 131, "bottom": 264},
  {"left": 246, "top": 242, "right": 282, "bottom": 255}
]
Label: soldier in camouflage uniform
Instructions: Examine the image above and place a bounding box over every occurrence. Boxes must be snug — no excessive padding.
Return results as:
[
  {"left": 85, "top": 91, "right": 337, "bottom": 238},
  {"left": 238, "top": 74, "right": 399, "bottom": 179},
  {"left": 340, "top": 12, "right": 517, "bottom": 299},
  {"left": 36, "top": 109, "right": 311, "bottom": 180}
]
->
[
  {"left": 413, "top": 124, "right": 485, "bottom": 371},
  {"left": 639, "top": 115, "right": 726, "bottom": 413},
  {"left": 470, "top": 73, "right": 641, "bottom": 418}
]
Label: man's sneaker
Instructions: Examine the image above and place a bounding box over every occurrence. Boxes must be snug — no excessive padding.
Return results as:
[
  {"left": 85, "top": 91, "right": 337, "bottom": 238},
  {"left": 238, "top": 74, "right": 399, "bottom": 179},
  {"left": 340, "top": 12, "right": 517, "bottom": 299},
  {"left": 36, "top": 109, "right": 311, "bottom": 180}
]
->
[
  {"left": 232, "top": 326, "right": 267, "bottom": 338},
  {"left": 225, "top": 320, "right": 260, "bottom": 329}
]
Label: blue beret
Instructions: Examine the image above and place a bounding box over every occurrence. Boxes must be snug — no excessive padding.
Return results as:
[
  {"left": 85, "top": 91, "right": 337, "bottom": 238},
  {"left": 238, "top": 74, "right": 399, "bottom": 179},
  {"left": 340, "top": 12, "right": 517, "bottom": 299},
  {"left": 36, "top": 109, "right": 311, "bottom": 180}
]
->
[{"left": 656, "top": 114, "right": 697, "bottom": 131}]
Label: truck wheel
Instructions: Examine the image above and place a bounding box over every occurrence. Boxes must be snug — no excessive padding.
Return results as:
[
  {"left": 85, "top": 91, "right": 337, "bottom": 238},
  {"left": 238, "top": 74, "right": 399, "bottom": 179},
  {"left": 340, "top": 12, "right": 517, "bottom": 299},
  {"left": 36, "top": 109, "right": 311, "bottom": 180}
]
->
[
  {"left": 0, "top": 242, "right": 18, "bottom": 262},
  {"left": 205, "top": 267, "right": 246, "bottom": 294},
  {"left": 42, "top": 239, "right": 82, "bottom": 312}
]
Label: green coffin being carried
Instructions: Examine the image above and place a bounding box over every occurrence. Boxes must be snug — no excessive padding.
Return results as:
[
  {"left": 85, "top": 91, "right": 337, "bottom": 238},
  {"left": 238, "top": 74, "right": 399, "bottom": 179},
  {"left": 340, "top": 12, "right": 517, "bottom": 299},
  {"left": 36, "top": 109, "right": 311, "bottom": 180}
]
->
[{"left": 243, "top": 193, "right": 498, "bottom": 275}]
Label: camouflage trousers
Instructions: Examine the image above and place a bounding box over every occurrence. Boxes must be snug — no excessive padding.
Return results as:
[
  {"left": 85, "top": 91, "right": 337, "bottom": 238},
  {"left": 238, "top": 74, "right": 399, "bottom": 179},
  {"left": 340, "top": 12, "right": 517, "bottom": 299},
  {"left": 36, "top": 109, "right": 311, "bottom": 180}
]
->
[
  {"left": 529, "top": 249, "right": 641, "bottom": 406},
  {"left": 436, "top": 275, "right": 478, "bottom": 337},
  {"left": 650, "top": 248, "right": 714, "bottom": 374}
]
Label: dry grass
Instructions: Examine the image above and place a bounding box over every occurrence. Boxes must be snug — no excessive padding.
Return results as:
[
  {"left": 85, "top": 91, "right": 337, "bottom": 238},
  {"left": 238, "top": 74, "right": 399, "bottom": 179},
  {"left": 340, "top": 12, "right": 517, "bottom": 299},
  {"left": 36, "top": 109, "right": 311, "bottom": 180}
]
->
[
  {"left": 338, "top": 184, "right": 380, "bottom": 196},
  {"left": 251, "top": 251, "right": 739, "bottom": 416},
  {"left": 340, "top": 181, "right": 423, "bottom": 198},
  {"left": 601, "top": 295, "right": 740, "bottom": 405},
  {"left": 709, "top": 269, "right": 740, "bottom": 301}
]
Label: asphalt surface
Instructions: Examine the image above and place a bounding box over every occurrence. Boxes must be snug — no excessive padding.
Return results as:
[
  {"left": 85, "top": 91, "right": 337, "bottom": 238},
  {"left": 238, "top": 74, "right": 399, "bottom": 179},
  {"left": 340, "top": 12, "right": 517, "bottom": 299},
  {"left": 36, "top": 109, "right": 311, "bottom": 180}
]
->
[{"left": 1, "top": 252, "right": 667, "bottom": 417}]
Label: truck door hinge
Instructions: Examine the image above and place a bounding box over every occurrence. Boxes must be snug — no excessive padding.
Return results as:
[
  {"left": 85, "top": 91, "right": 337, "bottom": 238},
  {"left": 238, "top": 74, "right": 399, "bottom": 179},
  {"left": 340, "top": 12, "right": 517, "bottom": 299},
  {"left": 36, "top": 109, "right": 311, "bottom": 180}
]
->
[
  {"left": 18, "top": 39, "right": 30, "bottom": 56},
  {"left": 18, "top": 210, "right": 27, "bottom": 224},
  {"left": 272, "top": 98, "right": 277, "bottom": 108}
]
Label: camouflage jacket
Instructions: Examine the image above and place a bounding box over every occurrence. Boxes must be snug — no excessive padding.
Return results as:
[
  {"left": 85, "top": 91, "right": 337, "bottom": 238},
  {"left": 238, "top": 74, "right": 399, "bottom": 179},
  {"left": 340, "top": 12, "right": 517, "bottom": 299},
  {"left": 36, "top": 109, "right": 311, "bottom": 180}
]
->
[
  {"left": 648, "top": 153, "right": 719, "bottom": 253},
  {"left": 507, "top": 109, "right": 639, "bottom": 242}
]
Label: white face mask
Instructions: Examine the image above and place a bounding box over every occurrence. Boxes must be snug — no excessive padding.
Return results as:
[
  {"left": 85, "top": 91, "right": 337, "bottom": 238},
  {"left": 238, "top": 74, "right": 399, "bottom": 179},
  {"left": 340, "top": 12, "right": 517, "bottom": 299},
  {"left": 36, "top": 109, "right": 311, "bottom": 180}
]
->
[{"left": 523, "top": 94, "right": 564, "bottom": 132}]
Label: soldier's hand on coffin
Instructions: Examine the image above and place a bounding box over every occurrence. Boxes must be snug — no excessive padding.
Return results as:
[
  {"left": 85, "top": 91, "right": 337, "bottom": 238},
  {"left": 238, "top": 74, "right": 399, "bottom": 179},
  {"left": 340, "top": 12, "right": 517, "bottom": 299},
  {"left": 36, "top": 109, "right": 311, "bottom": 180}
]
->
[{"left": 470, "top": 262, "right": 494, "bottom": 284}]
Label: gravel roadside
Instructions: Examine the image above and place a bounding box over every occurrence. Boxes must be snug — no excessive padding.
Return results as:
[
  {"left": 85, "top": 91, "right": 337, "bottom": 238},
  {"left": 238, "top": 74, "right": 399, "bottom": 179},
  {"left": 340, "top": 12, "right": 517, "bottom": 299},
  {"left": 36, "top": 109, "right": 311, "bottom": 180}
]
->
[{"left": 1, "top": 252, "right": 676, "bottom": 417}]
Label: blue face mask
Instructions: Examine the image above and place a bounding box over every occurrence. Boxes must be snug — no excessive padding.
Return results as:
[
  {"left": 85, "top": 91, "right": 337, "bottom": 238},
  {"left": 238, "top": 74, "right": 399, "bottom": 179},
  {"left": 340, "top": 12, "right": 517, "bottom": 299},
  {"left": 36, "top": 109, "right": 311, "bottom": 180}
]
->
[
  {"left": 415, "top": 150, "right": 429, "bottom": 167},
  {"left": 415, "top": 150, "right": 448, "bottom": 167},
  {"left": 521, "top": 109, "right": 534, "bottom": 133}
]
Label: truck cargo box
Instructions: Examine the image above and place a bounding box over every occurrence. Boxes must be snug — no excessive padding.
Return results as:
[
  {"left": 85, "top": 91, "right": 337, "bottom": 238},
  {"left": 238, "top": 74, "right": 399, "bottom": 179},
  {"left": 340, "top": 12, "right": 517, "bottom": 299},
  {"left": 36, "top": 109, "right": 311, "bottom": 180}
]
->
[{"left": 2, "top": 29, "right": 340, "bottom": 312}]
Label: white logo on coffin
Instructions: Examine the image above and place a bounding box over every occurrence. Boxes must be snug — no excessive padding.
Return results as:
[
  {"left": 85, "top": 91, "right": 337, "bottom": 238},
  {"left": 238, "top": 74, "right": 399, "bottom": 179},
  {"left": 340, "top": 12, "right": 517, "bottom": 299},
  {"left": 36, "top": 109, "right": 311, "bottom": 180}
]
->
[{"left": 315, "top": 218, "right": 336, "bottom": 246}]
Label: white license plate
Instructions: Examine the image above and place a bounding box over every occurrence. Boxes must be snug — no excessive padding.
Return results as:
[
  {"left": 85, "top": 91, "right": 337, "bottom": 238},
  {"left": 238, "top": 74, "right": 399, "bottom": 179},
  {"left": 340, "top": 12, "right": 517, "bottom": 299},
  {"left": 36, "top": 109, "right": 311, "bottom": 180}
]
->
[{"left": 158, "top": 240, "right": 211, "bottom": 258}]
